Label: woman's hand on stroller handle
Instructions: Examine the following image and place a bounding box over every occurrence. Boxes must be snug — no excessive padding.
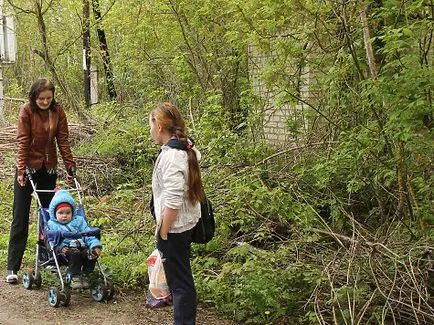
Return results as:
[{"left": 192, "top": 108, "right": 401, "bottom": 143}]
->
[
  {"left": 17, "top": 174, "right": 26, "bottom": 187},
  {"left": 21, "top": 166, "right": 34, "bottom": 187},
  {"left": 66, "top": 167, "right": 76, "bottom": 186}
]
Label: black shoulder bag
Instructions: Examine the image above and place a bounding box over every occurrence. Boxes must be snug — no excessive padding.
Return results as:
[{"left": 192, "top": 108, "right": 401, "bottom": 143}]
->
[{"left": 192, "top": 196, "right": 215, "bottom": 244}]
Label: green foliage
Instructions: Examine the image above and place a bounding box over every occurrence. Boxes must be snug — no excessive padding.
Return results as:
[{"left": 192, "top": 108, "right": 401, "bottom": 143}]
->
[
  {"left": 98, "top": 249, "right": 150, "bottom": 287},
  {"left": 194, "top": 244, "right": 323, "bottom": 324},
  {"left": 74, "top": 102, "right": 155, "bottom": 188},
  {"left": 0, "top": 179, "right": 13, "bottom": 229},
  {"left": 0, "top": 179, "right": 13, "bottom": 264},
  {"left": 1, "top": 0, "right": 433, "bottom": 323}
]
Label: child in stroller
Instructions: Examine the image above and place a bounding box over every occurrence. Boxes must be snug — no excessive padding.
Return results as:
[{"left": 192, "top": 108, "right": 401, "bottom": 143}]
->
[
  {"left": 47, "top": 188, "right": 102, "bottom": 289},
  {"left": 22, "top": 168, "right": 114, "bottom": 307}
]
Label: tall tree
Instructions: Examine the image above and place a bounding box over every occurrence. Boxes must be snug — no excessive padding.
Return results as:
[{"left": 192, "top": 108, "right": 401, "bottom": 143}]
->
[
  {"left": 83, "top": 0, "right": 91, "bottom": 107},
  {"left": 92, "top": 0, "right": 116, "bottom": 100}
]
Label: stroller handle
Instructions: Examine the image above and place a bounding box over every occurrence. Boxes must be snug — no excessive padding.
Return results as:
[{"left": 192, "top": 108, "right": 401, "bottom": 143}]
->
[
  {"left": 25, "top": 167, "right": 84, "bottom": 207},
  {"left": 25, "top": 166, "right": 33, "bottom": 182},
  {"left": 68, "top": 166, "right": 76, "bottom": 178},
  {"left": 25, "top": 166, "right": 78, "bottom": 182},
  {"left": 25, "top": 166, "right": 81, "bottom": 191}
]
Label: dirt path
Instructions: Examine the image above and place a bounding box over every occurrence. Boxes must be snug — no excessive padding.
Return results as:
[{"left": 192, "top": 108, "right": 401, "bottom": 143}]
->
[
  {"left": 0, "top": 125, "right": 238, "bottom": 324},
  {"left": 0, "top": 278, "right": 236, "bottom": 325}
]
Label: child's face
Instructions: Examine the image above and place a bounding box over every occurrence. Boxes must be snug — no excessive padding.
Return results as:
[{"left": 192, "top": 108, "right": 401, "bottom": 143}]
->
[
  {"left": 56, "top": 206, "right": 72, "bottom": 224},
  {"left": 149, "top": 114, "right": 159, "bottom": 144},
  {"left": 149, "top": 114, "right": 164, "bottom": 145}
]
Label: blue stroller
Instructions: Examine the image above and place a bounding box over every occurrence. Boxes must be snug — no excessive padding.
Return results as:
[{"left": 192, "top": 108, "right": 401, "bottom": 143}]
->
[{"left": 22, "top": 168, "right": 114, "bottom": 307}]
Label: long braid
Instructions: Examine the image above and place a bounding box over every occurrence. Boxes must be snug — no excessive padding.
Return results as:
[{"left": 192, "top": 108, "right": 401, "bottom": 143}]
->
[{"left": 187, "top": 150, "right": 204, "bottom": 204}]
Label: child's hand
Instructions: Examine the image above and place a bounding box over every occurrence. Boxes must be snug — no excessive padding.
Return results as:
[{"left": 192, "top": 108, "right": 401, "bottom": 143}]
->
[
  {"left": 93, "top": 248, "right": 102, "bottom": 257},
  {"left": 87, "top": 248, "right": 101, "bottom": 260}
]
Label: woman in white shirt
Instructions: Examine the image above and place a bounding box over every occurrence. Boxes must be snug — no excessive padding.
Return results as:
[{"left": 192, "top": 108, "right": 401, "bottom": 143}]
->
[{"left": 149, "top": 102, "right": 203, "bottom": 325}]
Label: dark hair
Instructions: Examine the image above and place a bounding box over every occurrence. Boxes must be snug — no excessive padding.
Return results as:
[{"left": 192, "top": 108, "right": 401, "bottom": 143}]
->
[
  {"left": 28, "top": 77, "right": 57, "bottom": 111},
  {"left": 151, "top": 102, "right": 204, "bottom": 204}
]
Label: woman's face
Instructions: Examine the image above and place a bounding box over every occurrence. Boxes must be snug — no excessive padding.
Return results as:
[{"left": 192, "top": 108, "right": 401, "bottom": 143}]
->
[{"left": 36, "top": 90, "right": 53, "bottom": 110}]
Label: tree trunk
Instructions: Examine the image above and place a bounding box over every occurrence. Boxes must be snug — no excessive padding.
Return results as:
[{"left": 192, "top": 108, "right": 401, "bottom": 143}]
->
[
  {"left": 360, "top": 7, "right": 378, "bottom": 79},
  {"left": 83, "top": 0, "right": 91, "bottom": 108},
  {"left": 92, "top": 0, "right": 117, "bottom": 100}
]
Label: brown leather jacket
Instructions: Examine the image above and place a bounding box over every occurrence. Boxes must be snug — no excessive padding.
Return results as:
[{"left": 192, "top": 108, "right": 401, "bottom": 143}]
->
[{"left": 16, "top": 103, "right": 76, "bottom": 178}]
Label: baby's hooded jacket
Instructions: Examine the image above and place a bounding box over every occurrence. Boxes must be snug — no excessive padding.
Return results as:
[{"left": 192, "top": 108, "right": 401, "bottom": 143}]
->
[{"left": 47, "top": 189, "right": 102, "bottom": 250}]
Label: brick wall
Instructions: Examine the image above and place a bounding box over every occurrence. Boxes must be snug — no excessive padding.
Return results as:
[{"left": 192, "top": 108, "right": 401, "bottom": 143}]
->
[{"left": 248, "top": 44, "right": 310, "bottom": 147}]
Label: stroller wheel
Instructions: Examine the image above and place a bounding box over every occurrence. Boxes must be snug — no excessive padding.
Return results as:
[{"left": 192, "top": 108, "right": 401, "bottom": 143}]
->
[
  {"left": 22, "top": 270, "right": 34, "bottom": 290},
  {"left": 33, "top": 270, "right": 42, "bottom": 288},
  {"left": 90, "top": 281, "right": 107, "bottom": 302},
  {"left": 106, "top": 282, "right": 115, "bottom": 300},
  {"left": 47, "top": 287, "right": 61, "bottom": 307},
  {"left": 59, "top": 287, "right": 71, "bottom": 307}
]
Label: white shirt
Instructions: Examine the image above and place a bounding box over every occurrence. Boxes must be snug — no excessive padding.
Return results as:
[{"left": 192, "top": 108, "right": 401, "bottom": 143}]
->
[{"left": 152, "top": 145, "right": 201, "bottom": 233}]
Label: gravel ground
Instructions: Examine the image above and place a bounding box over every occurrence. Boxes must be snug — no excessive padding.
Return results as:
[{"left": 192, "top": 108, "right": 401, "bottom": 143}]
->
[
  {"left": 0, "top": 277, "right": 237, "bottom": 325},
  {"left": 0, "top": 126, "right": 238, "bottom": 325}
]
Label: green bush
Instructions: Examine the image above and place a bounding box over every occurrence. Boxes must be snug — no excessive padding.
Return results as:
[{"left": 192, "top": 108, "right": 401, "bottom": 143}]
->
[{"left": 194, "top": 244, "right": 323, "bottom": 324}]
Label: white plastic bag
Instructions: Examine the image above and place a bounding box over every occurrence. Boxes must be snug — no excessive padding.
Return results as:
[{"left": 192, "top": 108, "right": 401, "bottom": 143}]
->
[{"left": 147, "top": 249, "right": 170, "bottom": 299}]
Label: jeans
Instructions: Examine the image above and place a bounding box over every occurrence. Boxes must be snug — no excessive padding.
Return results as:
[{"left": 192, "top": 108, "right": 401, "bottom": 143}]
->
[
  {"left": 7, "top": 168, "right": 57, "bottom": 272},
  {"left": 157, "top": 229, "right": 196, "bottom": 325}
]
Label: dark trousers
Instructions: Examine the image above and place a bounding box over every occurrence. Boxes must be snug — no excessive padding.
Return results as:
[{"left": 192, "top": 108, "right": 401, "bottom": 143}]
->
[
  {"left": 157, "top": 229, "right": 196, "bottom": 325},
  {"left": 63, "top": 248, "right": 96, "bottom": 276},
  {"left": 7, "top": 168, "right": 56, "bottom": 272}
]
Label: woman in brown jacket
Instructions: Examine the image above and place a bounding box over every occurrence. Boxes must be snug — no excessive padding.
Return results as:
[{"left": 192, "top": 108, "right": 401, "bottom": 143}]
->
[{"left": 6, "top": 77, "right": 76, "bottom": 284}]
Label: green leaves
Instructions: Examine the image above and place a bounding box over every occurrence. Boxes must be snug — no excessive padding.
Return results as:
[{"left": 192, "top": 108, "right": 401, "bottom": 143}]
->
[
  {"left": 1, "top": 0, "right": 432, "bottom": 323},
  {"left": 195, "top": 245, "right": 322, "bottom": 324}
]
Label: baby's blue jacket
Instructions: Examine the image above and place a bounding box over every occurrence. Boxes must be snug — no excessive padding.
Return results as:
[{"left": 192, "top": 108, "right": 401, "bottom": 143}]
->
[{"left": 47, "top": 189, "right": 102, "bottom": 250}]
